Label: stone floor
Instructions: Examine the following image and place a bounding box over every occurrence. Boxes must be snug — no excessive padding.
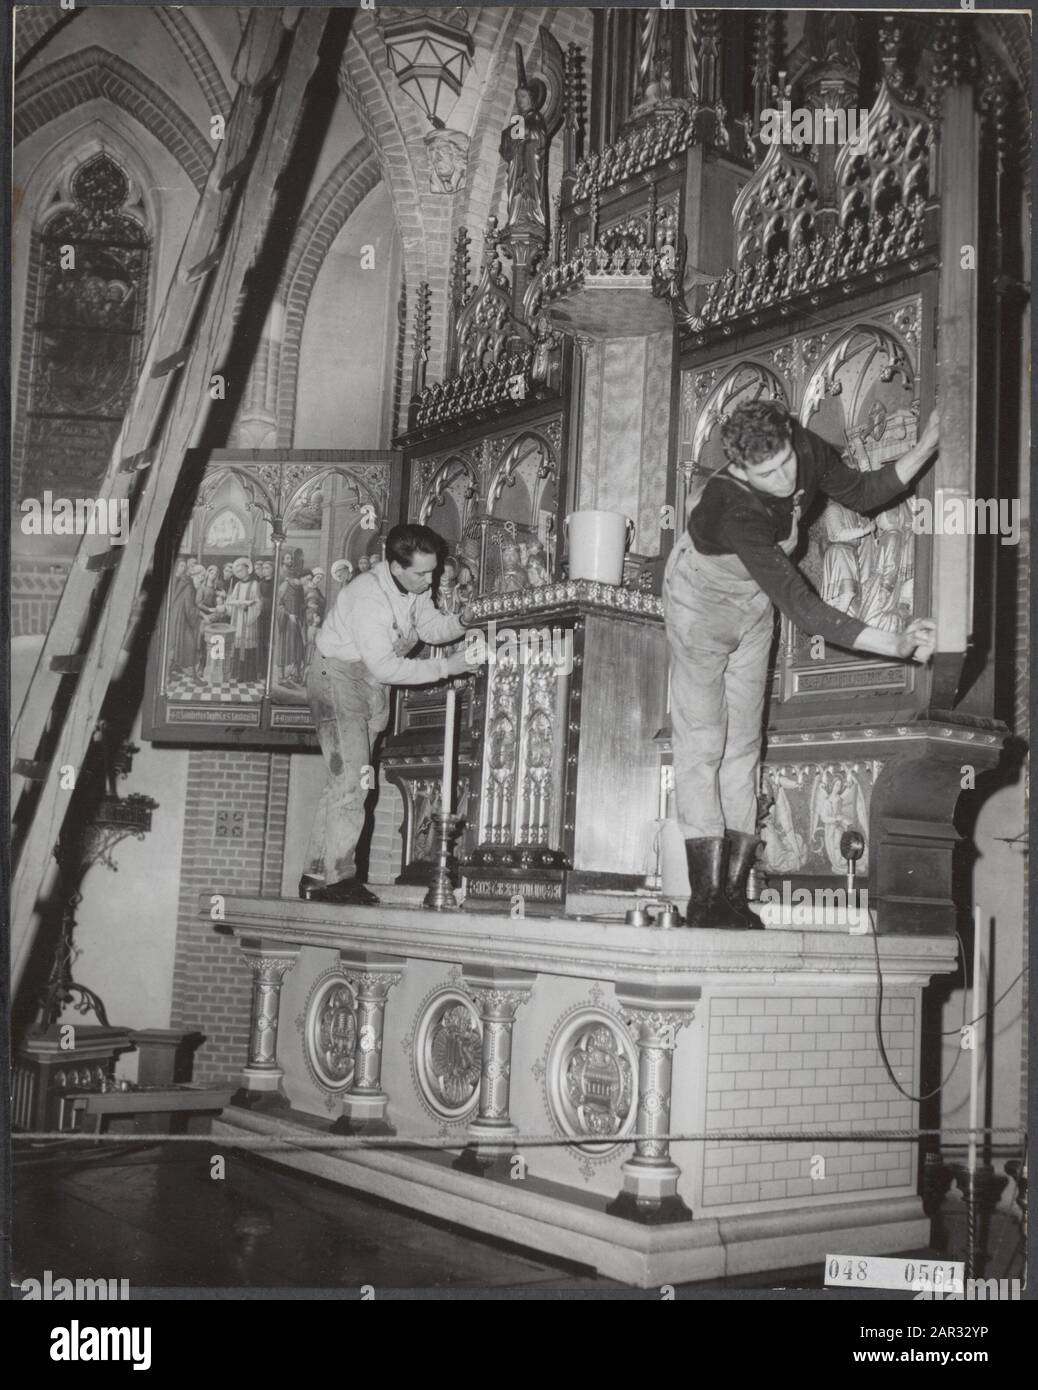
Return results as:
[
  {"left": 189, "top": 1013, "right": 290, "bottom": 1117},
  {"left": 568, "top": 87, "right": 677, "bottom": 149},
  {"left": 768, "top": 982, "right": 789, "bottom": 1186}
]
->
[{"left": 12, "top": 1141, "right": 1026, "bottom": 1296}]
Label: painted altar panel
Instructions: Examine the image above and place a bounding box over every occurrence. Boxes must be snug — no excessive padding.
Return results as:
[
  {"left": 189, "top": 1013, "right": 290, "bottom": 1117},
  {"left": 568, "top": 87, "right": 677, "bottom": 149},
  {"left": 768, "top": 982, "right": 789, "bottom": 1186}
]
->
[
  {"left": 679, "top": 287, "right": 935, "bottom": 719},
  {"left": 407, "top": 414, "right": 564, "bottom": 598},
  {"left": 759, "top": 758, "right": 881, "bottom": 878},
  {"left": 142, "top": 450, "right": 399, "bottom": 745},
  {"left": 390, "top": 413, "right": 565, "bottom": 771}
]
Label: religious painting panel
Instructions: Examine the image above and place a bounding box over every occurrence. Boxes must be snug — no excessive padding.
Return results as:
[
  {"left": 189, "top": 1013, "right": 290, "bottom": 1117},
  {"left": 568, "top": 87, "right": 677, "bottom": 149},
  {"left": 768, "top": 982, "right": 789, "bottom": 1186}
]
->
[
  {"left": 759, "top": 759, "right": 882, "bottom": 879},
  {"left": 142, "top": 450, "right": 398, "bottom": 745},
  {"left": 678, "top": 286, "right": 934, "bottom": 719}
]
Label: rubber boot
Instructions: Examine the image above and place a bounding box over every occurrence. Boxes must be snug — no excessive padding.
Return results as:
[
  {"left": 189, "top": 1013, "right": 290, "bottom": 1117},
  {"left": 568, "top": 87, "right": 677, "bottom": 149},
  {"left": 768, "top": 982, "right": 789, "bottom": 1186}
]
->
[
  {"left": 684, "top": 838, "right": 748, "bottom": 930},
  {"left": 724, "top": 830, "right": 763, "bottom": 929}
]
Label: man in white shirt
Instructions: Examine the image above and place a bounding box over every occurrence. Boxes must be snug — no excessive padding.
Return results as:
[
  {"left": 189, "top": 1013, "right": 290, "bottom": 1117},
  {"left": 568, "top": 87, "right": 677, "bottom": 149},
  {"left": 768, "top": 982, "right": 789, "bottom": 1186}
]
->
[{"left": 301, "top": 523, "right": 471, "bottom": 905}]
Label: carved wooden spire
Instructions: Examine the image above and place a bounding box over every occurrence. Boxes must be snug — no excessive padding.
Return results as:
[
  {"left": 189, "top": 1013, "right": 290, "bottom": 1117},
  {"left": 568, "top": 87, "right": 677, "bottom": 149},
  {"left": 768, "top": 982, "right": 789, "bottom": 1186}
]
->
[
  {"left": 449, "top": 225, "right": 472, "bottom": 310},
  {"left": 563, "top": 41, "right": 586, "bottom": 168},
  {"left": 410, "top": 280, "right": 431, "bottom": 400}
]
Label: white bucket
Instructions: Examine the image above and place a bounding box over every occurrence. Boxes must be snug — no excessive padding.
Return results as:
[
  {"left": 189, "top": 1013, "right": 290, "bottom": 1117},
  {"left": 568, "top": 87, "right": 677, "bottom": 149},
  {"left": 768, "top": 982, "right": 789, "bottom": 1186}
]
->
[{"left": 564, "top": 509, "right": 635, "bottom": 585}]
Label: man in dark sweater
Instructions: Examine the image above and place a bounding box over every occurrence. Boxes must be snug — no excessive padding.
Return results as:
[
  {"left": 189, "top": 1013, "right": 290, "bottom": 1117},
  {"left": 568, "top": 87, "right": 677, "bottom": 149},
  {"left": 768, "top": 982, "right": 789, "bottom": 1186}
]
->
[{"left": 663, "top": 400, "right": 940, "bottom": 929}]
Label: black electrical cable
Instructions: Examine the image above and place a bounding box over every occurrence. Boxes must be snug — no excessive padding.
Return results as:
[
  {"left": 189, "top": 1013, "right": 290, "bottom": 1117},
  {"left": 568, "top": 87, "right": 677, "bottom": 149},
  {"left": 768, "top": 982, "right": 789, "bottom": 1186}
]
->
[
  {"left": 870, "top": 925, "right": 968, "bottom": 1104},
  {"left": 941, "top": 969, "right": 1024, "bottom": 1034}
]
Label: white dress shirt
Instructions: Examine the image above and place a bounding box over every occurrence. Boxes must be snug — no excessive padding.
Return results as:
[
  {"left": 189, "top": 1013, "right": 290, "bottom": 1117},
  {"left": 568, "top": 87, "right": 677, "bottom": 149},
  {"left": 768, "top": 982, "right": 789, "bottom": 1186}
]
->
[{"left": 315, "top": 559, "right": 464, "bottom": 685}]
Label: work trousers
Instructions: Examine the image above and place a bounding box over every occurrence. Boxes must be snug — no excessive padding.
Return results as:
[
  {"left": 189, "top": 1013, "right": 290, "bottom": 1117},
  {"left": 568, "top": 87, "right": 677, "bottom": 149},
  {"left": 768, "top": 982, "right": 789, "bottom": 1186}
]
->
[
  {"left": 663, "top": 532, "right": 775, "bottom": 839},
  {"left": 304, "top": 654, "right": 390, "bottom": 883}
]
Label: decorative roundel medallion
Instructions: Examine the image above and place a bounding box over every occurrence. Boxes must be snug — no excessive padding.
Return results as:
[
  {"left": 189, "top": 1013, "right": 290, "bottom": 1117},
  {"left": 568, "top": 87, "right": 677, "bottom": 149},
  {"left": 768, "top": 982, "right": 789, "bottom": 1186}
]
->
[
  {"left": 302, "top": 969, "right": 357, "bottom": 1093},
  {"left": 544, "top": 1007, "right": 637, "bottom": 1159},
  {"left": 412, "top": 989, "right": 482, "bottom": 1122}
]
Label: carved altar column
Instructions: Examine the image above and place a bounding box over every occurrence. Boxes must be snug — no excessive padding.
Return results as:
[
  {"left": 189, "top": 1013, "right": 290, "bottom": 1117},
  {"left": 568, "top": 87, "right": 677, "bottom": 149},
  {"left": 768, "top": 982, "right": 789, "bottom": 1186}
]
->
[
  {"left": 454, "top": 966, "right": 535, "bottom": 1176},
  {"left": 235, "top": 941, "right": 300, "bottom": 1109},
  {"left": 334, "top": 951, "right": 405, "bottom": 1136},
  {"left": 607, "top": 983, "right": 698, "bottom": 1223}
]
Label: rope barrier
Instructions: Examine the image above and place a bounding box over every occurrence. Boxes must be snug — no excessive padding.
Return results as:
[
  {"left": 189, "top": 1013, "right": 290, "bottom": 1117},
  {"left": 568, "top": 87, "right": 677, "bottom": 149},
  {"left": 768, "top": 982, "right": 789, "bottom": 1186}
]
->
[{"left": 13, "top": 1125, "right": 1026, "bottom": 1151}]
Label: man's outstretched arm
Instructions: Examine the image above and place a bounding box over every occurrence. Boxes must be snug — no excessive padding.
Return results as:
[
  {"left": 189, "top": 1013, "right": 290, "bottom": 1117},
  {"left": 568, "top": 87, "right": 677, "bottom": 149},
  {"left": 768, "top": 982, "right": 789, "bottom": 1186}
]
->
[{"left": 812, "top": 408, "right": 941, "bottom": 513}]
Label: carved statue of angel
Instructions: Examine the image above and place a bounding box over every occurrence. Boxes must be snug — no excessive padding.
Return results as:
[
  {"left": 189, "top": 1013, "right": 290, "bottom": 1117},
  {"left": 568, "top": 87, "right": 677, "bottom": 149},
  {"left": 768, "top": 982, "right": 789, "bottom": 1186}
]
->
[{"left": 499, "top": 29, "right": 565, "bottom": 238}]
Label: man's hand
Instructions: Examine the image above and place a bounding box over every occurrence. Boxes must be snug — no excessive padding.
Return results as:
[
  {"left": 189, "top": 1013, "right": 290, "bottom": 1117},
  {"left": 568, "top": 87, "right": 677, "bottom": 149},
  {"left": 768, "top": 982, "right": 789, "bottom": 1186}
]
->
[
  {"left": 896, "top": 617, "right": 937, "bottom": 664},
  {"left": 917, "top": 407, "right": 939, "bottom": 457},
  {"left": 893, "top": 408, "right": 939, "bottom": 488},
  {"left": 444, "top": 650, "right": 471, "bottom": 677}
]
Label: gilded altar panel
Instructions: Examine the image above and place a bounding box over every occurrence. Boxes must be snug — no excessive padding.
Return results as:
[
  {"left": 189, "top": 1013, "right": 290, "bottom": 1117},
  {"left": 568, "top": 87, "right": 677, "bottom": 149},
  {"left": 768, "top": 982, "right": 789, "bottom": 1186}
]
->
[{"left": 678, "top": 288, "right": 935, "bottom": 720}]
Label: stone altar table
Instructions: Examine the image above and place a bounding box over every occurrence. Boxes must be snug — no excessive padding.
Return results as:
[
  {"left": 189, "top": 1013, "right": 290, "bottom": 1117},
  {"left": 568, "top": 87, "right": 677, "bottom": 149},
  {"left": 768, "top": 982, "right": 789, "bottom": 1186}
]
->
[{"left": 210, "top": 892, "right": 957, "bottom": 1287}]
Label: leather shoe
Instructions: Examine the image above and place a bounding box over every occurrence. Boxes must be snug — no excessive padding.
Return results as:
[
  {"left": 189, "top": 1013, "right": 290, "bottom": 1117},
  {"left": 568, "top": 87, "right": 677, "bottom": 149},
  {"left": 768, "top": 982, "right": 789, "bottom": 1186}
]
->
[
  {"left": 314, "top": 877, "right": 380, "bottom": 906},
  {"left": 298, "top": 875, "right": 326, "bottom": 902}
]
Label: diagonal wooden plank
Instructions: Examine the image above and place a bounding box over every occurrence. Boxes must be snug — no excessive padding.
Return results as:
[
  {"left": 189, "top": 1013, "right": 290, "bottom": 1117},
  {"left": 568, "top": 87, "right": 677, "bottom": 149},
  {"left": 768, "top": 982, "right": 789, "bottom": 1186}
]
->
[
  {"left": 10, "top": 76, "right": 266, "bottom": 775},
  {"left": 10, "top": 8, "right": 329, "bottom": 994},
  {"left": 10, "top": 4, "right": 316, "bottom": 779}
]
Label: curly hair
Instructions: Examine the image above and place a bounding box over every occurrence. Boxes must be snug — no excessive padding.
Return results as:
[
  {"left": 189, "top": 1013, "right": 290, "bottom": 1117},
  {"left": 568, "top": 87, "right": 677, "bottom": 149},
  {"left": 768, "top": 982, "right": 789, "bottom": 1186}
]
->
[
  {"left": 385, "top": 522, "right": 446, "bottom": 568},
  {"left": 719, "top": 400, "right": 792, "bottom": 469}
]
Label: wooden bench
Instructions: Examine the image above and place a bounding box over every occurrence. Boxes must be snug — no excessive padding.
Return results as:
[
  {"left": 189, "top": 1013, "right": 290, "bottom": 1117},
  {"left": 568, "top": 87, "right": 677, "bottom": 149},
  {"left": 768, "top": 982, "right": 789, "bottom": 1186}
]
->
[{"left": 63, "top": 1086, "right": 234, "bottom": 1135}]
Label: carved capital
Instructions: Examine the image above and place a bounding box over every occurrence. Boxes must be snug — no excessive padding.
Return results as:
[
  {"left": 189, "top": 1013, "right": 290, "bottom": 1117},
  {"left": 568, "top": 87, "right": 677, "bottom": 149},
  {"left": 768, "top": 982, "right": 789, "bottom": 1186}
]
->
[
  {"left": 241, "top": 949, "right": 299, "bottom": 986},
  {"left": 344, "top": 970, "right": 402, "bottom": 1000},
  {"left": 468, "top": 986, "right": 532, "bottom": 1022},
  {"left": 621, "top": 1007, "right": 693, "bottom": 1051}
]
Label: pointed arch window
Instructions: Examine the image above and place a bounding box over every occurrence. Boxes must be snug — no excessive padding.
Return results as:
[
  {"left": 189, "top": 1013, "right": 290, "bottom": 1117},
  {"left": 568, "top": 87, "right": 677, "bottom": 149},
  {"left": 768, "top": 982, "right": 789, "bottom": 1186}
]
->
[{"left": 22, "top": 152, "right": 150, "bottom": 498}]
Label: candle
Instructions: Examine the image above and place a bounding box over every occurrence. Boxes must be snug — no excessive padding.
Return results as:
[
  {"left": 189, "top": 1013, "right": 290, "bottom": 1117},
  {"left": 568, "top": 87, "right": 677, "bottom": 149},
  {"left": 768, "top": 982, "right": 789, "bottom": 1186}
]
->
[
  {"left": 442, "top": 685, "right": 457, "bottom": 814},
  {"left": 967, "top": 906, "right": 984, "bottom": 1175},
  {"left": 658, "top": 764, "right": 669, "bottom": 821}
]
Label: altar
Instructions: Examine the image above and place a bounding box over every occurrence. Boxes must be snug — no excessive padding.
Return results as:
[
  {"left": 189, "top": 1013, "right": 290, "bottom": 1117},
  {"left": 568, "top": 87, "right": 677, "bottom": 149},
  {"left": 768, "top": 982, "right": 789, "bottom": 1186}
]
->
[
  {"left": 211, "top": 891, "right": 955, "bottom": 1286},
  {"left": 197, "top": 11, "right": 1015, "bottom": 1288}
]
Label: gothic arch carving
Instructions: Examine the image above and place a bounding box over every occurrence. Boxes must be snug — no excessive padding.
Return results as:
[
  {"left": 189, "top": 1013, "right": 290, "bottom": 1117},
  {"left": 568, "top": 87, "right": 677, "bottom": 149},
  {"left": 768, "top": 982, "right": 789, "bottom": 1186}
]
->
[
  {"left": 15, "top": 47, "right": 212, "bottom": 191},
  {"left": 152, "top": 8, "right": 231, "bottom": 118},
  {"left": 338, "top": 17, "right": 438, "bottom": 396},
  {"left": 275, "top": 140, "right": 385, "bottom": 444},
  {"left": 800, "top": 324, "right": 915, "bottom": 429}
]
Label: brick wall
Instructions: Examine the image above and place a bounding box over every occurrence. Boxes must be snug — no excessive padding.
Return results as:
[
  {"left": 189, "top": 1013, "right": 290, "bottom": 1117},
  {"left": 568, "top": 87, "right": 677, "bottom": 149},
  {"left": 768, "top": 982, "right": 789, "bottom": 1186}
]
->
[
  {"left": 703, "top": 995, "right": 915, "bottom": 1207},
  {"left": 368, "top": 779, "right": 404, "bottom": 886},
  {"left": 11, "top": 558, "right": 70, "bottom": 636},
  {"left": 170, "top": 749, "right": 291, "bottom": 1083}
]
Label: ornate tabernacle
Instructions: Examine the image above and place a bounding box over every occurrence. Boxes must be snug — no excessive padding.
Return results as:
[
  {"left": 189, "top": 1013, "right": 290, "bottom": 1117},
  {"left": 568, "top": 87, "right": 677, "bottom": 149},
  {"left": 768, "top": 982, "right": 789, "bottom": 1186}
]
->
[
  {"left": 459, "top": 582, "right": 667, "bottom": 912},
  {"left": 384, "top": 408, "right": 571, "bottom": 885}
]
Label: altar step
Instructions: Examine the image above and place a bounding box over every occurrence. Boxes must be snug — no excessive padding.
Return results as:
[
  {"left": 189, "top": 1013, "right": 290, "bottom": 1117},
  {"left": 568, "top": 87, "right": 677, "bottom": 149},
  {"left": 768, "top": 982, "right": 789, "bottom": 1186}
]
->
[
  {"left": 213, "top": 1107, "right": 930, "bottom": 1290},
  {"left": 14, "top": 1129, "right": 1021, "bottom": 1293}
]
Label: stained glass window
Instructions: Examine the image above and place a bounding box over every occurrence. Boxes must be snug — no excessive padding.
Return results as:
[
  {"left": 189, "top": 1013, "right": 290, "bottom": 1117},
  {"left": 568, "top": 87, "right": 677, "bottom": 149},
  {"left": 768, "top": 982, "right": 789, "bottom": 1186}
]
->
[{"left": 23, "top": 153, "right": 150, "bottom": 498}]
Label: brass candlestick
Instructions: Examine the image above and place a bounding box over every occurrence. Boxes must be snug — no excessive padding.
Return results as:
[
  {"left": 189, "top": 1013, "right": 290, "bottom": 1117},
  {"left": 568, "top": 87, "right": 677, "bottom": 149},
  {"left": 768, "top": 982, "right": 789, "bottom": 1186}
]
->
[{"left": 423, "top": 811, "right": 462, "bottom": 911}]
